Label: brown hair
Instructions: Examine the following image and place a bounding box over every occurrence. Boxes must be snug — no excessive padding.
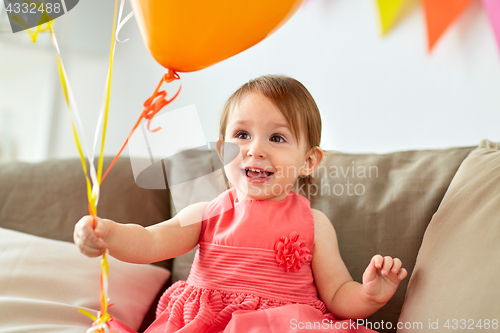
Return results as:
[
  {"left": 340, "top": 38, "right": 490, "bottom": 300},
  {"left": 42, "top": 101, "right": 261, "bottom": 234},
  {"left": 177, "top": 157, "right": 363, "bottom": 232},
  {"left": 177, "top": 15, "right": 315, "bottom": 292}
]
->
[{"left": 219, "top": 74, "right": 322, "bottom": 199}]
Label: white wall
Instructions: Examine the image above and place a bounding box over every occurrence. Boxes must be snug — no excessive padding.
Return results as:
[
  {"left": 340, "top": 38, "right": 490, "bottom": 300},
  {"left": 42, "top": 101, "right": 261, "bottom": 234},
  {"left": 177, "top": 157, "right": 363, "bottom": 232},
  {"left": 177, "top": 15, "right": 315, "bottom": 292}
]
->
[{"left": 1, "top": 0, "right": 500, "bottom": 163}]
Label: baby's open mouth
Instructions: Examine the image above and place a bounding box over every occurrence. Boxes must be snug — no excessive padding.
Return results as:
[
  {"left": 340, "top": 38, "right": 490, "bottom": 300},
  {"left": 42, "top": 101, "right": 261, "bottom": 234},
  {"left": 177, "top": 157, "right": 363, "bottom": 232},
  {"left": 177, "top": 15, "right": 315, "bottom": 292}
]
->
[{"left": 244, "top": 168, "right": 274, "bottom": 179}]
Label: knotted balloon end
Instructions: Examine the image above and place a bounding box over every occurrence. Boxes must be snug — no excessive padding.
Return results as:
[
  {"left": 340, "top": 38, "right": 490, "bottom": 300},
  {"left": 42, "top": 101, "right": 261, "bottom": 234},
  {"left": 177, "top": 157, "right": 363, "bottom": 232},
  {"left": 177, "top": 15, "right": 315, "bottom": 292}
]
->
[{"left": 141, "top": 69, "right": 182, "bottom": 133}]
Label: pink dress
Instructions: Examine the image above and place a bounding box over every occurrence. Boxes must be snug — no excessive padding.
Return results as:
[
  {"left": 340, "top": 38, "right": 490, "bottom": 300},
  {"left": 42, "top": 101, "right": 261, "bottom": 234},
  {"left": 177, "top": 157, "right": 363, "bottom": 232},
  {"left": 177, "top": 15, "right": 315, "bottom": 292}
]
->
[{"left": 105, "top": 188, "right": 377, "bottom": 333}]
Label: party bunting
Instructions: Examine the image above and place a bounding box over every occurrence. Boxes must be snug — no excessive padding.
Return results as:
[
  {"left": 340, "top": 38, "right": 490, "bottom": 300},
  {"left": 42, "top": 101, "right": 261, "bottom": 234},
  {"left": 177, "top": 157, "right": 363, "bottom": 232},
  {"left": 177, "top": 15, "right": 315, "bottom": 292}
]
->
[
  {"left": 376, "top": 0, "right": 406, "bottom": 35},
  {"left": 482, "top": 0, "right": 500, "bottom": 53},
  {"left": 375, "top": 0, "right": 500, "bottom": 56},
  {"left": 376, "top": 0, "right": 420, "bottom": 35},
  {"left": 423, "top": 0, "right": 474, "bottom": 51}
]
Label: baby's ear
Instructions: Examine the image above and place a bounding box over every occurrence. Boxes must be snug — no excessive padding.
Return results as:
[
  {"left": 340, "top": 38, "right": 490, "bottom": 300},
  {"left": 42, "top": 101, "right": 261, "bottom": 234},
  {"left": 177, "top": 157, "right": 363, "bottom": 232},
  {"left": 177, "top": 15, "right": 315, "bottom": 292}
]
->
[
  {"left": 215, "top": 141, "right": 241, "bottom": 166},
  {"left": 300, "top": 146, "right": 324, "bottom": 177},
  {"left": 216, "top": 139, "right": 225, "bottom": 162}
]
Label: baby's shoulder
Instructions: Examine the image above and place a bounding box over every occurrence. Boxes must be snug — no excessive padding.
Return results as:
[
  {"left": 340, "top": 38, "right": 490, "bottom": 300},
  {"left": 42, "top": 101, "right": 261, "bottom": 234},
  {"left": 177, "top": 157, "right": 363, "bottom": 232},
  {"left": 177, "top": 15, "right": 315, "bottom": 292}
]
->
[
  {"left": 175, "top": 201, "right": 210, "bottom": 226},
  {"left": 311, "top": 208, "right": 330, "bottom": 225},
  {"left": 311, "top": 208, "right": 337, "bottom": 245}
]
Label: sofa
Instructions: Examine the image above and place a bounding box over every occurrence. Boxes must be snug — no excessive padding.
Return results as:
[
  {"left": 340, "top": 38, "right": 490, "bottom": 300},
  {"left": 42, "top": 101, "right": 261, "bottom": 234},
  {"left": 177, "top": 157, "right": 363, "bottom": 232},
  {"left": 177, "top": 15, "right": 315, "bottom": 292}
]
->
[{"left": 1, "top": 139, "right": 499, "bottom": 333}]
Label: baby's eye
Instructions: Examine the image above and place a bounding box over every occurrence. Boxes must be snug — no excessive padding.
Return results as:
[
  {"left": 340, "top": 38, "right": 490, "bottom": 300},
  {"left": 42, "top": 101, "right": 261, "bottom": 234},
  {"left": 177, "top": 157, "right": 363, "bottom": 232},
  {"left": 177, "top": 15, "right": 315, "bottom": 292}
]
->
[
  {"left": 235, "top": 131, "right": 250, "bottom": 140},
  {"left": 270, "top": 135, "right": 286, "bottom": 143}
]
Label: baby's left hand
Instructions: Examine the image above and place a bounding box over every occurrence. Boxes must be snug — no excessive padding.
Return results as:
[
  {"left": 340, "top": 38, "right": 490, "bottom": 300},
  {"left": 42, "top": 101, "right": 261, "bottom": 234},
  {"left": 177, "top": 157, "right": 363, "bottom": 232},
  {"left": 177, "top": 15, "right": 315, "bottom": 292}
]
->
[{"left": 362, "top": 255, "right": 408, "bottom": 305}]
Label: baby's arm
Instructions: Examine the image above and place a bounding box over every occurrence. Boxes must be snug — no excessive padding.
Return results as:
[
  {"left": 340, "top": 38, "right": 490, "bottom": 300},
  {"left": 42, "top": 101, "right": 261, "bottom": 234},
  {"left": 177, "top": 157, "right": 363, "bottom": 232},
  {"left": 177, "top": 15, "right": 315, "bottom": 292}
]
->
[
  {"left": 74, "top": 201, "right": 209, "bottom": 264},
  {"left": 311, "top": 209, "right": 407, "bottom": 320}
]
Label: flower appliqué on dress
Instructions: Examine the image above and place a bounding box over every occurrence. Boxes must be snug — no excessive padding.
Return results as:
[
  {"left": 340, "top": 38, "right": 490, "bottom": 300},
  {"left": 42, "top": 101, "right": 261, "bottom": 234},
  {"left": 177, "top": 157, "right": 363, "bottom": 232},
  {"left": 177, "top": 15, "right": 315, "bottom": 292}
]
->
[{"left": 274, "top": 231, "right": 312, "bottom": 272}]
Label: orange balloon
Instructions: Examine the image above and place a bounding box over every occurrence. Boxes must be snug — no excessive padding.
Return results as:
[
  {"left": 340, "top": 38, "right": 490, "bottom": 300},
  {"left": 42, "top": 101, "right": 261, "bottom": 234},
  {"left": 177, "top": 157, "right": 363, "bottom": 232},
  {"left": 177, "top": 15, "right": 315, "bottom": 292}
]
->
[{"left": 129, "top": 0, "right": 305, "bottom": 72}]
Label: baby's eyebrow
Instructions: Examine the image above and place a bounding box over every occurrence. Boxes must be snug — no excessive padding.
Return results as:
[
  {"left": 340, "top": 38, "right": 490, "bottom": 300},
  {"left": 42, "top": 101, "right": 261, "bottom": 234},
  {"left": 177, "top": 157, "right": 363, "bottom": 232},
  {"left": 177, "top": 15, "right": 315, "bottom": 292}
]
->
[
  {"left": 272, "top": 122, "right": 291, "bottom": 130},
  {"left": 230, "top": 120, "right": 291, "bottom": 131}
]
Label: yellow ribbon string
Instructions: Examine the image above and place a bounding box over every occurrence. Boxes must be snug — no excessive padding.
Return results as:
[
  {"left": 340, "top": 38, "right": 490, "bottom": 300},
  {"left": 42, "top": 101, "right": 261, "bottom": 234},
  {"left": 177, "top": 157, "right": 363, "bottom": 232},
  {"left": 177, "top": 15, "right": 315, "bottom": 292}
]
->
[
  {"left": 97, "top": 0, "right": 119, "bottom": 186},
  {"left": 79, "top": 309, "right": 98, "bottom": 322},
  {"left": 48, "top": 28, "right": 95, "bottom": 207},
  {"left": 11, "top": 6, "right": 54, "bottom": 43},
  {"left": 47, "top": 26, "right": 108, "bottom": 329},
  {"left": 30, "top": 0, "right": 139, "bottom": 331},
  {"left": 90, "top": 0, "right": 120, "bottom": 326},
  {"left": 41, "top": 1, "right": 120, "bottom": 330},
  {"left": 100, "top": 251, "right": 110, "bottom": 323}
]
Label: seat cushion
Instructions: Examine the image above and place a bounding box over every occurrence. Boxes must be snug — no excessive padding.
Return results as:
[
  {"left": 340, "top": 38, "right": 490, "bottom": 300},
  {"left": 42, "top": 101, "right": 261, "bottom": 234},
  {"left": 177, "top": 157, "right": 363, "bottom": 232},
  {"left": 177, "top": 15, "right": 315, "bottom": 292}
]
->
[{"left": 0, "top": 227, "right": 170, "bottom": 332}]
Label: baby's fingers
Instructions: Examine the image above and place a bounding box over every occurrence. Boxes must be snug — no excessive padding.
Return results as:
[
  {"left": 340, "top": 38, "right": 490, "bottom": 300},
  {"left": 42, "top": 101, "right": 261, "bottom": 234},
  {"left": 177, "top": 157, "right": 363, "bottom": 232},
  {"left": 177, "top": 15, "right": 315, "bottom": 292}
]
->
[
  {"left": 372, "top": 254, "right": 384, "bottom": 270},
  {"left": 397, "top": 268, "right": 408, "bottom": 280},
  {"left": 391, "top": 258, "right": 402, "bottom": 274},
  {"left": 386, "top": 258, "right": 407, "bottom": 283},
  {"left": 364, "top": 255, "right": 383, "bottom": 283},
  {"left": 76, "top": 231, "right": 107, "bottom": 256},
  {"left": 381, "top": 256, "right": 393, "bottom": 276},
  {"left": 74, "top": 216, "right": 106, "bottom": 256},
  {"left": 74, "top": 216, "right": 94, "bottom": 236},
  {"left": 78, "top": 242, "right": 106, "bottom": 258}
]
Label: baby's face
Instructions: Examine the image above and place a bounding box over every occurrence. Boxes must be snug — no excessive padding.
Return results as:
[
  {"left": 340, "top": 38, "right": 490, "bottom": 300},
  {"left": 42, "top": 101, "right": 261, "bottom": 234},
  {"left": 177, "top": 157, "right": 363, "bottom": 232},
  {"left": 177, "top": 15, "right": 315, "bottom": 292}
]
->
[{"left": 222, "top": 92, "right": 310, "bottom": 202}]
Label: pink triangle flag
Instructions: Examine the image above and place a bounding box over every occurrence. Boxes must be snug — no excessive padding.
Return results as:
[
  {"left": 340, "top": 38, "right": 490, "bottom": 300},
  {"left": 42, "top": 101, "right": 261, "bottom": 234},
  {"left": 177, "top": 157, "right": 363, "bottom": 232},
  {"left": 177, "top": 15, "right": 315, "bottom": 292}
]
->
[{"left": 482, "top": 0, "right": 500, "bottom": 53}]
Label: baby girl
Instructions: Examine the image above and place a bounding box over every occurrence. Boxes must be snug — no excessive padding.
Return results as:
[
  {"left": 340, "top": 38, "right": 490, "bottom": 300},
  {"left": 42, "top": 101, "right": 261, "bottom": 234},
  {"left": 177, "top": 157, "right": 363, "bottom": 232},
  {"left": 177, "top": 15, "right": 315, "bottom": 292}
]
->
[{"left": 74, "top": 74, "right": 407, "bottom": 332}]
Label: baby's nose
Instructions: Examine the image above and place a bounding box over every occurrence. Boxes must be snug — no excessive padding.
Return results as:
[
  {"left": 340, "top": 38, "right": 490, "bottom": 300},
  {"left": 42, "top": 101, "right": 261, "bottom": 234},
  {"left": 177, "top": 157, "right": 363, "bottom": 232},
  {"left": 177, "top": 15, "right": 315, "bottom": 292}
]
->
[{"left": 246, "top": 141, "right": 267, "bottom": 158}]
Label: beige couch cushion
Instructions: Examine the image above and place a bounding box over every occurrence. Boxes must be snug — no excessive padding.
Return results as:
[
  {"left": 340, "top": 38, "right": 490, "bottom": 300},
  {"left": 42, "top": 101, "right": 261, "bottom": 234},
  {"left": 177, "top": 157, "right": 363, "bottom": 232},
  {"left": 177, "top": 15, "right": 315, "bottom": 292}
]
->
[
  {"left": 0, "top": 158, "right": 170, "bottom": 245},
  {"left": 309, "top": 145, "right": 474, "bottom": 331},
  {"left": 0, "top": 158, "right": 173, "bottom": 329},
  {"left": 397, "top": 139, "right": 500, "bottom": 332},
  {"left": 0, "top": 227, "right": 170, "bottom": 332}
]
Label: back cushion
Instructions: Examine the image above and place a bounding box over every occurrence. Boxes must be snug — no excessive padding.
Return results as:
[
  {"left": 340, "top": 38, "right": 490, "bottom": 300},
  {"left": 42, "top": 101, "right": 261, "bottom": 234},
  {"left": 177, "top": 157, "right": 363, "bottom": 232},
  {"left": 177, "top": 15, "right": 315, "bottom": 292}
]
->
[
  {"left": 167, "top": 145, "right": 474, "bottom": 332},
  {"left": 0, "top": 157, "right": 170, "bottom": 245},
  {"left": 310, "top": 146, "right": 474, "bottom": 332},
  {"left": 397, "top": 139, "right": 500, "bottom": 332}
]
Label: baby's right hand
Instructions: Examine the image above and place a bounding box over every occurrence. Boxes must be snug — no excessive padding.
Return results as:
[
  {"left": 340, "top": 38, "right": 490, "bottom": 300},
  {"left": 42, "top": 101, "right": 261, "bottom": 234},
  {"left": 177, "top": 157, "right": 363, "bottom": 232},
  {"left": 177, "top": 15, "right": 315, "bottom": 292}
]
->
[{"left": 74, "top": 215, "right": 109, "bottom": 257}]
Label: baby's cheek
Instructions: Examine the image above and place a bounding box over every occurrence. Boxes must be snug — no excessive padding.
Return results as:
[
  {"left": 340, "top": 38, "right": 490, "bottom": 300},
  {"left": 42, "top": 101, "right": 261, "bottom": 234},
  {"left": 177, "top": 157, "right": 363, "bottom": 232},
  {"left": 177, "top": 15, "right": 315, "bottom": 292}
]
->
[
  {"left": 276, "top": 166, "right": 299, "bottom": 180},
  {"left": 224, "top": 156, "right": 249, "bottom": 196},
  {"left": 224, "top": 154, "right": 241, "bottom": 181}
]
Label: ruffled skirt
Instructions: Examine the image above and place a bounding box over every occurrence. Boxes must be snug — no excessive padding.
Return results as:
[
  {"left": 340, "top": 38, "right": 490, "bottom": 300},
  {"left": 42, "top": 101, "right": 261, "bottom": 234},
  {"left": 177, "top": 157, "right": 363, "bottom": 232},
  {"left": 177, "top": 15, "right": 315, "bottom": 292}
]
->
[{"left": 105, "top": 280, "right": 377, "bottom": 333}]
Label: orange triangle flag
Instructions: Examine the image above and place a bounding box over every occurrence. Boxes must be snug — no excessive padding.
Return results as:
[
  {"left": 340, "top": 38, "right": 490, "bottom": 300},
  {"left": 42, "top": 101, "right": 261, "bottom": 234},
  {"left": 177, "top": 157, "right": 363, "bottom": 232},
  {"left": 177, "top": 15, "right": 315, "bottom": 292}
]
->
[{"left": 423, "top": 0, "right": 474, "bottom": 51}]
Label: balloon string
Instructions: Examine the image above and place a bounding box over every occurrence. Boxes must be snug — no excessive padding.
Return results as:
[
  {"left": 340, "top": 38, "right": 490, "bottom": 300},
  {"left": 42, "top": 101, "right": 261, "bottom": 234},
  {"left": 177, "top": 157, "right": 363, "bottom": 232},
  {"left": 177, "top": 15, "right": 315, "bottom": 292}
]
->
[
  {"left": 86, "top": 0, "right": 121, "bottom": 329},
  {"left": 48, "top": 22, "right": 112, "bottom": 333},
  {"left": 30, "top": 7, "right": 179, "bottom": 331},
  {"left": 12, "top": 11, "right": 53, "bottom": 43},
  {"left": 143, "top": 69, "right": 181, "bottom": 132},
  {"left": 101, "top": 69, "right": 181, "bottom": 183},
  {"left": 34, "top": 0, "right": 120, "bottom": 330},
  {"left": 96, "top": 0, "right": 121, "bottom": 186},
  {"left": 47, "top": 0, "right": 119, "bottom": 328},
  {"left": 47, "top": 24, "right": 98, "bottom": 216}
]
